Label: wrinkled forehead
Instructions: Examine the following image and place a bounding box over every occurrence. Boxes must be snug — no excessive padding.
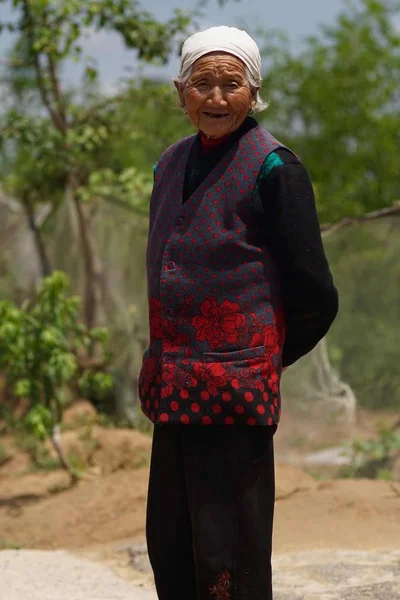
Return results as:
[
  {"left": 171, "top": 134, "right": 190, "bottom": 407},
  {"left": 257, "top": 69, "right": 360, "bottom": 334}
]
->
[{"left": 190, "top": 52, "right": 246, "bottom": 77}]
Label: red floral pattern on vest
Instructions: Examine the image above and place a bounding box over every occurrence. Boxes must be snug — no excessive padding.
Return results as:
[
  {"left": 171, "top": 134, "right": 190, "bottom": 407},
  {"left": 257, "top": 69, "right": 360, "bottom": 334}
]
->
[{"left": 139, "top": 125, "right": 289, "bottom": 426}]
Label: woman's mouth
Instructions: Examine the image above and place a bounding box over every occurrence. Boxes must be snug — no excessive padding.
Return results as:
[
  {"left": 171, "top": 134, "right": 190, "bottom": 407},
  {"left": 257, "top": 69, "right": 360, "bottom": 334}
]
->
[{"left": 203, "top": 112, "right": 230, "bottom": 119}]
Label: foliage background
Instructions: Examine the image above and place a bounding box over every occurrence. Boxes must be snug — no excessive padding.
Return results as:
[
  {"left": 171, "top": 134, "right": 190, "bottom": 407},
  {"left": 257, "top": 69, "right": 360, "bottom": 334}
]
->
[{"left": 0, "top": 0, "right": 399, "bottom": 425}]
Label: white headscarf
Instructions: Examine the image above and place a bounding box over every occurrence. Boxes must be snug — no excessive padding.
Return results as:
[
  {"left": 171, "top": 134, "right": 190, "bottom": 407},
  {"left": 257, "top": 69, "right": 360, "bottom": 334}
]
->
[{"left": 178, "top": 26, "right": 262, "bottom": 86}]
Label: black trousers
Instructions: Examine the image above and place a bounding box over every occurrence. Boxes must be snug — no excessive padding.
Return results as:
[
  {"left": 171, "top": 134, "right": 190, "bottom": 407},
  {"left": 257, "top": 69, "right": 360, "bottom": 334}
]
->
[{"left": 146, "top": 424, "right": 276, "bottom": 600}]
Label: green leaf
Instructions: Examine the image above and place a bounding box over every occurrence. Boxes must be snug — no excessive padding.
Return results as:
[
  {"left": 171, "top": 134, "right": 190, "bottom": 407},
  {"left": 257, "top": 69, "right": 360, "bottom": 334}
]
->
[
  {"left": 14, "top": 379, "right": 31, "bottom": 398},
  {"left": 24, "top": 405, "right": 54, "bottom": 441},
  {"left": 84, "top": 66, "right": 98, "bottom": 82}
]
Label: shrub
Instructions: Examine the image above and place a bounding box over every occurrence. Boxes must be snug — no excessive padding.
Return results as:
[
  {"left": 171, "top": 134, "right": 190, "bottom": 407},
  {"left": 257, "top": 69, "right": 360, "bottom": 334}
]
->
[
  {"left": 340, "top": 425, "right": 400, "bottom": 480},
  {"left": 0, "top": 271, "right": 113, "bottom": 481}
]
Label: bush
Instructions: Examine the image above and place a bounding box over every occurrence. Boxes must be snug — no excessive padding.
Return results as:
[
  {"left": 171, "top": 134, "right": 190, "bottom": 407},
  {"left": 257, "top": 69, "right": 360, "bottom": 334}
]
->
[
  {"left": 340, "top": 425, "right": 400, "bottom": 480},
  {"left": 0, "top": 271, "right": 113, "bottom": 477}
]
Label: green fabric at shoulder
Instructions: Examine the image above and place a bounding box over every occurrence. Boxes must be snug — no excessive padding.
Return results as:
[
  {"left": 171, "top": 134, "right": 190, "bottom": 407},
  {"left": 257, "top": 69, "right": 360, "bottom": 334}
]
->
[
  {"left": 259, "top": 152, "right": 285, "bottom": 180},
  {"left": 253, "top": 151, "right": 284, "bottom": 199}
]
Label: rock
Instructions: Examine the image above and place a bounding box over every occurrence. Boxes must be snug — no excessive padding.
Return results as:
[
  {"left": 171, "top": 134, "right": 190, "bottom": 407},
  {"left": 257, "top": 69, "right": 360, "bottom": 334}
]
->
[
  {"left": 114, "top": 546, "right": 400, "bottom": 599},
  {"left": 272, "top": 550, "right": 400, "bottom": 599},
  {"left": 2, "top": 548, "right": 398, "bottom": 599},
  {"left": 116, "top": 542, "right": 151, "bottom": 573},
  {"left": 0, "top": 550, "right": 155, "bottom": 600},
  {"left": 304, "top": 446, "right": 353, "bottom": 467}
]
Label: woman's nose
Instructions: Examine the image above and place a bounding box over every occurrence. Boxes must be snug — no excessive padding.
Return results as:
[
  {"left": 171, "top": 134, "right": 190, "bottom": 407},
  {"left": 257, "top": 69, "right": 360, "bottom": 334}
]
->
[{"left": 207, "top": 86, "right": 228, "bottom": 106}]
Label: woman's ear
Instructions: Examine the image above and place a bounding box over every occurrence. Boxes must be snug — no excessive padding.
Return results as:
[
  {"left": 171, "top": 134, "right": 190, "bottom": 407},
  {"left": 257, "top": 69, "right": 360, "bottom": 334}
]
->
[{"left": 251, "top": 87, "right": 258, "bottom": 106}]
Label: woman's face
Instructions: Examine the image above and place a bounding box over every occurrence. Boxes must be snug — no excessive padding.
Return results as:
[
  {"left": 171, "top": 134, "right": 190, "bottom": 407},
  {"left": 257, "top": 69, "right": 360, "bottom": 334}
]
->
[{"left": 177, "top": 53, "right": 257, "bottom": 138}]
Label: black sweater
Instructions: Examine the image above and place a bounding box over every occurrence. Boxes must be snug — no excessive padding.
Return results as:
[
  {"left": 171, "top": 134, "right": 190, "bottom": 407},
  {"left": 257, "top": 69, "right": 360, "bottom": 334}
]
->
[{"left": 182, "top": 118, "right": 338, "bottom": 367}]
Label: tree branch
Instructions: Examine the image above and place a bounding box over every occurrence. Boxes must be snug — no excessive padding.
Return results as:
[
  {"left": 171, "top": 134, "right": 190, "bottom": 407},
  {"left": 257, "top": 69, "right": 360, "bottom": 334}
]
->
[
  {"left": 23, "top": 0, "right": 65, "bottom": 133},
  {"left": 101, "top": 194, "right": 149, "bottom": 217},
  {"left": 21, "top": 192, "right": 52, "bottom": 277},
  {"left": 47, "top": 54, "right": 67, "bottom": 133},
  {"left": 321, "top": 200, "right": 400, "bottom": 237},
  {"left": 32, "top": 55, "right": 59, "bottom": 129},
  {"left": 73, "top": 93, "right": 128, "bottom": 126}
]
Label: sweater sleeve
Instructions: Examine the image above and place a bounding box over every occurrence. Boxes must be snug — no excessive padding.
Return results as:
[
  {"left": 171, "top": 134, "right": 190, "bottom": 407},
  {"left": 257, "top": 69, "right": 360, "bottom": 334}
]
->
[{"left": 254, "top": 150, "right": 339, "bottom": 367}]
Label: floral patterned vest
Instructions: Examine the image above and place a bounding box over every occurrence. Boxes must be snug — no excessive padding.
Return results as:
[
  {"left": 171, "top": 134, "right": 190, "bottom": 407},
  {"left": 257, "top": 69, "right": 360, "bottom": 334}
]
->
[{"left": 139, "top": 124, "right": 289, "bottom": 427}]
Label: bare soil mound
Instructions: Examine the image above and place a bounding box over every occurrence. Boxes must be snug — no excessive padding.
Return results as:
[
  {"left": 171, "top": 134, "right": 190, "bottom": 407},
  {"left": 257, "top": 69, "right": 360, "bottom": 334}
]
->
[{"left": 1, "top": 408, "right": 399, "bottom": 564}]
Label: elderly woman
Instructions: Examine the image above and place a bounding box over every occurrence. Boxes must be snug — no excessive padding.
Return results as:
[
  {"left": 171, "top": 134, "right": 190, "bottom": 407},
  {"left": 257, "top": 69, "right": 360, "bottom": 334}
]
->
[{"left": 139, "top": 26, "right": 338, "bottom": 600}]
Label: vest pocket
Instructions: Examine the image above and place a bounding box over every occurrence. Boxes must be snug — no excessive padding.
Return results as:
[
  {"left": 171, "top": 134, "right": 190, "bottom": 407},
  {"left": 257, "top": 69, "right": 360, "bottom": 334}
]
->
[{"left": 203, "top": 345, "right": 266, "bottom": 363}]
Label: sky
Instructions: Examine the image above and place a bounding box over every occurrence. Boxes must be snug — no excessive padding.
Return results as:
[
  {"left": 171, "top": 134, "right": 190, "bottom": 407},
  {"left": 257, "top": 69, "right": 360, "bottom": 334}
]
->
[{"left": 0, "top": 0, "right": 345, "bottom": 93}]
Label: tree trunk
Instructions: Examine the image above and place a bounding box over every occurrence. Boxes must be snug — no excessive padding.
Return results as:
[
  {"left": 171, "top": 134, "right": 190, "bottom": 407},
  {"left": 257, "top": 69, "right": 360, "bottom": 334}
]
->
[
  {"left": 22, "top": 193, "right": 52, "bottom": 278},
  {"left": 312, "top": 338, "right": 357, "bottom": 423},
  {"left": 67, "top": 178, "right": 104, "bottom": 329},
  {"left": 50, "top": 424, "right": 79, "bottom": 485}
]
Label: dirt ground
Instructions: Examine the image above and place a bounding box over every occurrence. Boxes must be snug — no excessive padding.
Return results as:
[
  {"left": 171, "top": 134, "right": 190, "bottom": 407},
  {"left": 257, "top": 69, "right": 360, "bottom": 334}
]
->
[{"left": 1, "top": 401, "right": 399, "bottom": 588}]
